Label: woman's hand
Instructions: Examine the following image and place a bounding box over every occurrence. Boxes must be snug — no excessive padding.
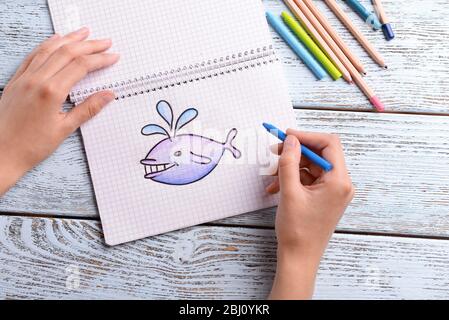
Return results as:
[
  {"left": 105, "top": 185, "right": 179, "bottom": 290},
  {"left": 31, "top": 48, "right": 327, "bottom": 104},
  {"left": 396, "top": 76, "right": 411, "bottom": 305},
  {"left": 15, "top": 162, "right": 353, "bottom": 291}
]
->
[
  {"left": 268, "top": 130, "right": 355, "bottom": 300},
  {"left": 0, "top": 28, "right": 120, "bottom": 195}
]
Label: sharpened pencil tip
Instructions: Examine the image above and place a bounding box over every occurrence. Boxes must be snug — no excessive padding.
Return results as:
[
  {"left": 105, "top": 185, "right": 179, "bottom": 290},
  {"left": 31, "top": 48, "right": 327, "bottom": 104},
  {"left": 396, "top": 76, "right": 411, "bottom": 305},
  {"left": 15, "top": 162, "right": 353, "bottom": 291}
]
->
[{"left": 384, "top": 65, "right": 389, "bottom": 70}]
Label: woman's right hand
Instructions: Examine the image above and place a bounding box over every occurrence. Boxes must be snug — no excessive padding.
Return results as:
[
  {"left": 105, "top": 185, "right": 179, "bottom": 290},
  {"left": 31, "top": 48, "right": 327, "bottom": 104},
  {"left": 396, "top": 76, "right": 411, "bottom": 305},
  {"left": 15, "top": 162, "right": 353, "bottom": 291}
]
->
[{"left": 268, "top": 130, "right": 355, "bottom": 299}]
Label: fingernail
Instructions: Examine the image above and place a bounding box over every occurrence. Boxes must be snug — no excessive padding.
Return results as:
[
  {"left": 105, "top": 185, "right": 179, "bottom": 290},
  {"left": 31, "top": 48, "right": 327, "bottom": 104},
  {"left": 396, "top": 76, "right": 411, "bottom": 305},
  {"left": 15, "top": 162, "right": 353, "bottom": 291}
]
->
[
  {"left": 284, "top": 135, "right": 298, "bottom": 149},
  {"left": 75, "top": 27, "right": 89, "bottom": 34},
  {"left": 102, "top": 92, "right": 116, "bottom": 103},
  {"left": 269, "top": 144, "right": 280, "bottom": 155},
  {"left": 110, "top": 53, "right": 120, "bottom": 61}
]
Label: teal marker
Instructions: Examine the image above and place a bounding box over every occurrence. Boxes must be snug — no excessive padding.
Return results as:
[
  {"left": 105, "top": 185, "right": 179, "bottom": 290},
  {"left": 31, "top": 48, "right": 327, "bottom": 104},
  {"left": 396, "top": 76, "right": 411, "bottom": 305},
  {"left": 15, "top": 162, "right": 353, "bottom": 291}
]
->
[
  {"left": 263, "top": 123, "right": 333, "bottom": 172},
  {"left": 266, "top": 12, "right": 327, "bottom": 80},
  {"left": 345, "top": 0, "right": 382, "bottom": 30}
]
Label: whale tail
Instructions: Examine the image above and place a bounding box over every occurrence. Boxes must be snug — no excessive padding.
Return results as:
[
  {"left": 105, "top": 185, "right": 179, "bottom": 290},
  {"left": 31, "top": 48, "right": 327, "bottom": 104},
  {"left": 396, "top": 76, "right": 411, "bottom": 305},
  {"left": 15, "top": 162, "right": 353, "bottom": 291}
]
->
[{"left": 224, "top": 129, "right": 242, "bottom": 159}]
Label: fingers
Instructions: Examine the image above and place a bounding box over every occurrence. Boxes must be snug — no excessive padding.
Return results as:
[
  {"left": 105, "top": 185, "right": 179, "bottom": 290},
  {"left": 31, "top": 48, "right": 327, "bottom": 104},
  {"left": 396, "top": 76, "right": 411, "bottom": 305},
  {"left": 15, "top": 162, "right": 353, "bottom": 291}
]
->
[
  {"left": 50, "top": 53, "right": 120, "bottom": 93},
  {"left": 266, "top": 178, "right": 280, "bottom": 194},
  {"left": 271, "top": 143, "right": 322, "bottom": 179},
  {"left": 5, "top": 34, "right": 61, "bottom": 89},
  {"left": 278, "top": 135, "right": 303, "bottom": 196},
  {"left": 286, "top": 129, "right": 347, "bottom": 177},
  {"left": 63, "top": 91, "right": 115, "bottom": 134},
  {"left": 266, "top": 167, "right": 315, "bottom": 195},
  {"left": 26, "top": 27, "right": 90, "bottom": 73},
  {"left": 300, "top": 169, "right": 316, "bottom": 186},
  {"left": 37, "top": 39, "right": 113, "bottom": 79}
]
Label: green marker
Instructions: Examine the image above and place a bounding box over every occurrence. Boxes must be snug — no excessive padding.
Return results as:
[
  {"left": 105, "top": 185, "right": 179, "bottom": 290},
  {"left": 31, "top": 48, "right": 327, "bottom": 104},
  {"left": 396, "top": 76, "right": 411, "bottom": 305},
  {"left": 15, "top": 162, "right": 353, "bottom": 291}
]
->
[{"left": 281, "top": 11, "right": 342, "bottom": 81}]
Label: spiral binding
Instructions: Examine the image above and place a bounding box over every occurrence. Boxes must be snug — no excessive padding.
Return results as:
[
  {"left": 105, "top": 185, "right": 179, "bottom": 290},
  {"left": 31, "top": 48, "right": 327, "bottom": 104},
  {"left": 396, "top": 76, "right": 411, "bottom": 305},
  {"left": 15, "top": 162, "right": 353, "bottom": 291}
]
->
[{"left": 70, "top": 45, "right": 277, "bottom": 104}]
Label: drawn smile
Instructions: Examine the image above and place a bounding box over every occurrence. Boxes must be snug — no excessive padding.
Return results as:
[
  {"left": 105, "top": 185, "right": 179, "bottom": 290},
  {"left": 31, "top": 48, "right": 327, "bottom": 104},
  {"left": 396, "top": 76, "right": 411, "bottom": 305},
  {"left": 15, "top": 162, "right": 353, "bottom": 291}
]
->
[{"left": 141, "top": 161, "right": 177, "bottom": 178}]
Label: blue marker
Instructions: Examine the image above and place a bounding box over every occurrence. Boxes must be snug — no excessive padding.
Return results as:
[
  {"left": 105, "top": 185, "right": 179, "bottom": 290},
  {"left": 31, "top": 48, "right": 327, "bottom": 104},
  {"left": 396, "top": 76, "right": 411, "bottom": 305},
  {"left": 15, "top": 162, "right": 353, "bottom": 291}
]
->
[
  {"left": 345, "top": 0, "right": 382, "bottom": 30},
  {"left": 266, "top": 12, "right": 327, "bottom": 80},
  {"left": 263, "top": 123, "right": 333, "bottom": 172}
]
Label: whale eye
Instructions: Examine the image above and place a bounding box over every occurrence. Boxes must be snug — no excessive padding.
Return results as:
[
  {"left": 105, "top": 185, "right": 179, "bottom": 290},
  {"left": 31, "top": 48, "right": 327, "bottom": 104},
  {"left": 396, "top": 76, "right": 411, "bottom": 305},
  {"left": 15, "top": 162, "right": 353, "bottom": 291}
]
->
[{"left": 174, "top": 151, "right": 182, "bottom": 157}]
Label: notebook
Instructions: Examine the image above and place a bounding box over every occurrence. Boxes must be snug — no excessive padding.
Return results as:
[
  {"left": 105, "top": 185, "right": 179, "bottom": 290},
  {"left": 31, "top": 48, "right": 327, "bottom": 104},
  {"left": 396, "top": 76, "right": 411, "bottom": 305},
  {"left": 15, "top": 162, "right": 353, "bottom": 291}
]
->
[{"left": 48, "top": 0, "right": 296, "bottom": 245}]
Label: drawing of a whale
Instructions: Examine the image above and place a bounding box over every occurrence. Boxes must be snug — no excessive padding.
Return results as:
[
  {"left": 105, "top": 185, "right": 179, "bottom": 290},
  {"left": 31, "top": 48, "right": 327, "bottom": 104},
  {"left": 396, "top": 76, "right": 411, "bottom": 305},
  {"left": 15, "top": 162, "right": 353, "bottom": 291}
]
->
[{"left": 140, "top": 100, "right": 242, "bottom": 186}]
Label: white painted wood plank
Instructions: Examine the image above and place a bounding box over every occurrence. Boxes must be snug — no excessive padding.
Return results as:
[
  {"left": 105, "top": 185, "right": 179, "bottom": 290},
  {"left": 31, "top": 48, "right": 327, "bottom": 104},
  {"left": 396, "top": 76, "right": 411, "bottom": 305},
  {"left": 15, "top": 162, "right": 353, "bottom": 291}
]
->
[
  {"left": 0, "top": 216, "right": 448, "bottom": 299},
  {"left": 2, "top": 109, "right": 449, "bottom": 238},
  {"left": 1, "top": 0, "right": 449, "bottom": 113}
]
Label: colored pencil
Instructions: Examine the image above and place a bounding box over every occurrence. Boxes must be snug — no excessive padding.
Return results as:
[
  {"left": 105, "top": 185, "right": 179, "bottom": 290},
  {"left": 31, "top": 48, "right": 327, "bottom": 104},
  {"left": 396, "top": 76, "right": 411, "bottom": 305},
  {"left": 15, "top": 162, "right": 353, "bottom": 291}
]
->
[
  {"left": 263, "top": 123, "right": 333, "bottom": 172},
  {"left": 291, "top": 0, "right": 359, "bottom": 77},
  {"left": 291, "top": 0, "right": 385, "bottom": 111},
  {"left": 283, "top": 0, "right": 353, "bottom": 83},
  {"left": 325, "top": 0, "right": 387, "bottom": 68},
  {"left": 345, "top": 0, "right": 382, "bottom": 30},
  {"left": 302, "top": 0, "right": 366, "bottom": 75},
  {"left": 266, "top": 12, "right": 327, "bottom": 80},
  {"left": 281, "top": 11, "right": 342, "bottom": 80},
  {"left": 350, "top": 70, "right": 385, "bottom": 112},
  {"left": 372, "top": 0, "right": 395, "bottom": 41}
]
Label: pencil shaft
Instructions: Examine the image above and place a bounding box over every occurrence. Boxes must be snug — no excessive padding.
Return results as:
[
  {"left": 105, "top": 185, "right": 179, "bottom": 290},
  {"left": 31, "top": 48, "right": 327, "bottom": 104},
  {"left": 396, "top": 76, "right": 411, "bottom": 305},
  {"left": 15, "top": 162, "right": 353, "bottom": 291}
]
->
[
  {"left": 372, "top": 0, "right": 387, "bottom": 23},
  {"left": 291, "top": 0, "right": 384, "bottom": 111},
  {"left": 325, "top": 0, "right": 386, "bottom": 67},
  {"left": 372, "top": 0, "right": 395, "bottom": 41},
  {"left": 292, "top": 0, "right": 358, "bottom": 80},
  {"left": 282, "top": 12, "right": 342, "bottom": 80},
  {"left": 266, "top": 12, "right": 327, "bottom": 80},
  {"left": 283, "top": 0, "right": 352, "bottom": 83},
  {"left": 301, "top": 0, "right": 366, "bottom": 75}
]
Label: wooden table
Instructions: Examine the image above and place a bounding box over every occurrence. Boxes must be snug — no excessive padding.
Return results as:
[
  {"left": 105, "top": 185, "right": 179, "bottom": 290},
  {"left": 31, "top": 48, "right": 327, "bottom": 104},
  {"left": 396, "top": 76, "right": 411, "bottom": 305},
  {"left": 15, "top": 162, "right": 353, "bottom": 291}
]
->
[{"left": 1, "top": 0, "right": 449, "bottom": 299}]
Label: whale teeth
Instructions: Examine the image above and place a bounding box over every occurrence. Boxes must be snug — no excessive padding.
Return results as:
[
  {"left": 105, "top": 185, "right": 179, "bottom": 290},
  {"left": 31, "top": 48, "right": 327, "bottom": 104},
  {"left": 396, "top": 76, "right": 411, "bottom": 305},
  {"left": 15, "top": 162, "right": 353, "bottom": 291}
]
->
[{"left": 145, "top": 164, "right": 172, "bottom": 175}]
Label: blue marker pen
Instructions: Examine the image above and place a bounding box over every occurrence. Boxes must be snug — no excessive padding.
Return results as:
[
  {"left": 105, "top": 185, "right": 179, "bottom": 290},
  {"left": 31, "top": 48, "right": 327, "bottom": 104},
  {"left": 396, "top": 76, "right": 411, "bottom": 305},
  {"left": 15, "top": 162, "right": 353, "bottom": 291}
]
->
[
  {"left": 263, "top": 123, "right": 333, "bottom": 172},
  {"left": 345, "top": 0, "right": 382, "bottom": 30}
]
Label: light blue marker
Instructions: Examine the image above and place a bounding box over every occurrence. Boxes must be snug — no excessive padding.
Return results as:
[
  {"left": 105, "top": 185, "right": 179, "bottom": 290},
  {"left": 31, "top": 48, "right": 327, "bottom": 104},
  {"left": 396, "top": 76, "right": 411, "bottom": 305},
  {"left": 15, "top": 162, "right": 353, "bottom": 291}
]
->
[
  {"left": 263, "top": 123, "right": 333, "bottom": 172},
  {"left": 266, "top": 12, "right": 327, "bottom": 80},
  {"left": 345, "top": 0, "right": 382, "bottom": 30}
]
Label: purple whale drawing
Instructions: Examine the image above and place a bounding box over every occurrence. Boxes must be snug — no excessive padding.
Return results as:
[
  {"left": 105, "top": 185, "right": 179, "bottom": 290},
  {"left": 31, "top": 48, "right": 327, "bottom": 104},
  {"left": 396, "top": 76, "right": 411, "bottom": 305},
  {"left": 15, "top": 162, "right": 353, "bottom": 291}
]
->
[{"left": 140, "top": 100, "right": 242, "bottom": 186}]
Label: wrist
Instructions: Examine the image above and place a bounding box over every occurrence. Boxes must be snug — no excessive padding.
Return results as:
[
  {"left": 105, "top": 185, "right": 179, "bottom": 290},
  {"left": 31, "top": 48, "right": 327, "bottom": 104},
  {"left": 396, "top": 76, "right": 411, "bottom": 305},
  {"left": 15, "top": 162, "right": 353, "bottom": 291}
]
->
[
  {"left": 270, "top": 245, "right": 321, "bottom": 300},
  {"left": 277, "top": 239, "right": 326, "bottom": 266},
  {"left": 0, "top": 145, "right": 28, "bottom": 195},
  {"left": 277, "top": 245, "right": 322, "bottom": 272}
]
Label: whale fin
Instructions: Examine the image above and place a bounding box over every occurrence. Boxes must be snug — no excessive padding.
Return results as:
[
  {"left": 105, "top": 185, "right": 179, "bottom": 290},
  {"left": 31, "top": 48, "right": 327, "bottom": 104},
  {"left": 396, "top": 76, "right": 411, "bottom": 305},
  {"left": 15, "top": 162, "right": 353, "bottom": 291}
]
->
[
  {"left": 190, "top": 152, "right": 212, "bottom": 165},
  {"left": 224, "top": 129, "right": 242, "bottom": 159}
]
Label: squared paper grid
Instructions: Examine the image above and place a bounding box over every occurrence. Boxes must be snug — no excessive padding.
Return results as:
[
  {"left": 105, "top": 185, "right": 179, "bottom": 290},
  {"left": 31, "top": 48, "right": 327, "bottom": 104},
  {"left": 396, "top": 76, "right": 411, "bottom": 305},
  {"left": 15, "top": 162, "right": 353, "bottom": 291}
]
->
[
  {"left": 83, "top": 63, "right": 294, "bottom": 245},
  {"left": 48, "top": 0, "right": 296, "bottom": 245},
  {"left": 48, "top": 0, "right": 274, "bottom": 98}
]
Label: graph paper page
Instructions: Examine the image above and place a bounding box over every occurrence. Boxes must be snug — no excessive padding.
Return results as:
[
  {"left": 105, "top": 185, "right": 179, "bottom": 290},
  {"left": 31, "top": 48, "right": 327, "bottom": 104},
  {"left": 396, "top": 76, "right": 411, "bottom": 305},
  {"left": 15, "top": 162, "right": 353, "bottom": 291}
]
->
[
  {"left": 48, "top": 0, "right": 296, "bottom": 245},
  {"left": 48, "top": 0, "right": 274, "bottom": 97}
]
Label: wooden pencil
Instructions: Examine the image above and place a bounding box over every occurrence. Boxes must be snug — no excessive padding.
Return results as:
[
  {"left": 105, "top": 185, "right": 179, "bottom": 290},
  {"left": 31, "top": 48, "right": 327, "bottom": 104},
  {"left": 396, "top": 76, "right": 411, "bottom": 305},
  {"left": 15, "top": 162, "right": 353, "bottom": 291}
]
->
[
  {"left": 291, "top": 0, "right": 358, "bottom": 78},
  {"left": 324, "top": 0, "right": 387, "bottom": 68},
  {"left": 372, "top": 0, "right": 395, "bottom": 41},
  {"left": 284, "top": 0, "right": 351, "bottom": 82},
  {"left": 301, "top": 0, "right": 366, "bottom": 75},
  {"left": 283, "top": 0, "right": 353, "bottom": 83},
  {"left": 293, "top": 0, "right": 385, "bottom": 111},
  {"left": 372, "top": 0, "right": 388, "bottom": 23},
  {"left": 350, "top": 69, "right": 385, "bottom": 112}
]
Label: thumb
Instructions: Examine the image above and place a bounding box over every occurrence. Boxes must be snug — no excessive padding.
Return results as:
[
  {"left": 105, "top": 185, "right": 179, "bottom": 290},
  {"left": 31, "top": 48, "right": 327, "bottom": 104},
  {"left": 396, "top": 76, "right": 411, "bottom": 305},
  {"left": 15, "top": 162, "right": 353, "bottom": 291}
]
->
[
  {"left": 65, "top": 91, "right": 115, "bottom": 131},
  {"left": 278, "top": 135, "right": 302, "bottom": 195}
]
